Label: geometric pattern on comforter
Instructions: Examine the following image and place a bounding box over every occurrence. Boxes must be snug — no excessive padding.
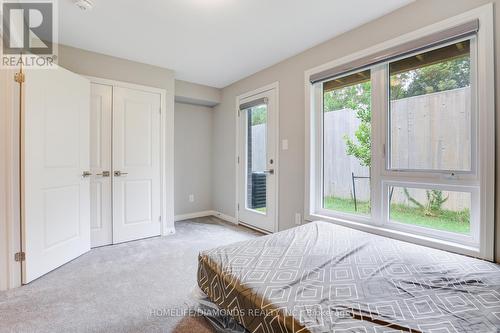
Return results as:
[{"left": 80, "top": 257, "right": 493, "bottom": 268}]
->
[{"left": 198, "top": 221, "right": 500, "bottom": 333}]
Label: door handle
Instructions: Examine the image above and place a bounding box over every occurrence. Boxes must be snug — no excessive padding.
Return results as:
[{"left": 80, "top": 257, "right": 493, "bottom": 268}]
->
[
  {"left": 96, "top": 171, "right": 110, "bottom": 177},
  {"left": 263, "top": 169, "right": 274, "bottom": 175},
  {"left": 82, "top": 171, "right": 92, "bottom": 178},
  {"left": 114, "top": 170, "right": 128, "bottom": 177}
]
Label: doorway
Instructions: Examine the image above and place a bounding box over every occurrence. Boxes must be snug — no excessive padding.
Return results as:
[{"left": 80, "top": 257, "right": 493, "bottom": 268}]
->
[{"left": 237, "top": 83, "right": 279, "bottom": 233}]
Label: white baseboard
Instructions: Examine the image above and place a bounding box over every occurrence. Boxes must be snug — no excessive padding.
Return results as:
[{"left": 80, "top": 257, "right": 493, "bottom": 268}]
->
[
  {"left": 211, "top": 211, "right": 238, "bottom": 224},
  {"left": 174, "top": 210, "right": 214, "bottom": 222},
  {"left": 174, "top": 210, "right": 238, "bottom": 225},
  {"left": 238, "top": 221, "right": 272, "bottom": 235},
  {"left": 163, "top": 227, "right": 176, "bottom": 235}
]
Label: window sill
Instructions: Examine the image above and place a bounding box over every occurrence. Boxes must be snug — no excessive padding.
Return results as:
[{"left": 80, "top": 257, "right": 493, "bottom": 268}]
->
[{"left": 305, "top": 212, "right": 483, "bottom": 260}]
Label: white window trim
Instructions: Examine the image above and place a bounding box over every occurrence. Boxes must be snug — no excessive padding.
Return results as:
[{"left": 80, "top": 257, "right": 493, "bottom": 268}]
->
[
  {"left": 381, "top": 181, "right": 480, "bottom": 247},
  {"left": 304, "top": 4, "right": 495, "bottom": 260}
]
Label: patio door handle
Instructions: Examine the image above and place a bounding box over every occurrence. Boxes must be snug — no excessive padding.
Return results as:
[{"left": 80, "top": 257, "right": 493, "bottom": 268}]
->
[
  {"left": 114, "top": 170, "right": 128, "bottom": 177},
  {"left": 263, "top": 169, "right": 274, "bottom": 175}
]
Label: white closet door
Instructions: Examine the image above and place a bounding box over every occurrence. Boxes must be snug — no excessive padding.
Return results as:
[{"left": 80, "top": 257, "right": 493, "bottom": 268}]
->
[
  {"left": 22, "top": 67, "right": 90, "bottom": 283},
  {"left": 90, "top": 84, "right": 113, "bottom": 248},
  {"left": 112, "top": 87, "right": 161, "bottom": 243}
]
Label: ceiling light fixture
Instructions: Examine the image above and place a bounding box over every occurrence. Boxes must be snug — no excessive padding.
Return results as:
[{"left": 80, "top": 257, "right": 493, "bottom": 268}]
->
[{"left": 74, "top": 0, "right": 94, "bottom": 11}]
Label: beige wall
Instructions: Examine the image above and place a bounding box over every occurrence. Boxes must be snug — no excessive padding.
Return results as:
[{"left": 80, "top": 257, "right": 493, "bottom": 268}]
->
[
  {"left": 174, "top": 102, "right": 214, "bottom": 215},
  {"left": 175, "top": 80, "right": 221, "bottom": 107},
  {"left": 58, "top": 45, "right": 175, "bottom": 91},
  {"left": 213, "top": 0, "right": 499, "bottom": 261}
]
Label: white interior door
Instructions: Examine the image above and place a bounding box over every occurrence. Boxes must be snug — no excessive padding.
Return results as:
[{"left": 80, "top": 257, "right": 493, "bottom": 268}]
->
[
  {"left": 112, "top": 87, "right": 161, "bottom": 243},
  {"left": 238, "top": 88, "right": 278, "bottom": 232},
  {"left": 22, "top": 67, "right": 91, "bottom": 283},
  {"left": 90, "top": 84, "right": 113, "bottom": 248}
]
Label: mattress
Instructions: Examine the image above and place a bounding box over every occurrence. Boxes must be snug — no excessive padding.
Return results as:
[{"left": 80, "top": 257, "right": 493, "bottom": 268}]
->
[{"left": 197, "top": 221, "right": 500, "bottom": 333}]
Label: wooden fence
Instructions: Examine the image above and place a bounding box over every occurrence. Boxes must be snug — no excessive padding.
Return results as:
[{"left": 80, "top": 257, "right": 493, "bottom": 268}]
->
[{"left": 251, "top": 124, "right": 267, "bottom": 172}]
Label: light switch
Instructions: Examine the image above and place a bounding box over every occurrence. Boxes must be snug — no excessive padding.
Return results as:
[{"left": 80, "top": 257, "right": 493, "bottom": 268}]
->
[{"left": 282, "top": 139, "right": 289, "bottom": 150}]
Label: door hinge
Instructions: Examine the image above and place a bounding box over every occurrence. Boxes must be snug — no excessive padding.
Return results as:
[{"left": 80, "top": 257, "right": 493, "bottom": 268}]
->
[
  {"left": 15, "top": 252, "right": 25, "bottom": 262},
  {"left": 14, "top": 71, "right": 25, "bottom": 84},
  {"left": 237, "top": 156, "right": 240, "bottom": 164},
  {"left": 158, "top": 216, "right": 162, "bottom": 222},
  {"left": 237, "top": 203, "right": 240, "bottom": 211}
]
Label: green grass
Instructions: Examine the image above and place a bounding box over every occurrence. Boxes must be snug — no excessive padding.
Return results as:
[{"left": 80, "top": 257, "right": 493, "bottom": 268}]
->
[
  {"left": 323, "top": 196, "right": 371, "bottom": 215},
  {"left": 323, "top": 196, "right": 470, "bottom": 234},
  {"left": 254, "top": 207, "right": 267, "bottom": 213},
  {"left": 390, "top": 204, "right": 470, "bottom": 234}
]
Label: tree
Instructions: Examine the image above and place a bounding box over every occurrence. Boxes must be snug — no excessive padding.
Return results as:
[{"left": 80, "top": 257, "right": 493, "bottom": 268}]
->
[
  {"left": 340, "top": 83, "right": 372, "bottom": 167},
  {"left": 390, "top": 56, "right": 470, "bottom": 99},
  {"left": 250, "top": 105, "right": 267, "bottom": 126},
  {"left": 324, "top": 81, "right": 372, "bottom": 167}
]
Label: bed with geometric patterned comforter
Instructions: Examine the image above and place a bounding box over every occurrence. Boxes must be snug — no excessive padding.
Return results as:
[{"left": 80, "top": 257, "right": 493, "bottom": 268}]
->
[{"left": 197, "top": 221, "right": 500, "bottom": 333}]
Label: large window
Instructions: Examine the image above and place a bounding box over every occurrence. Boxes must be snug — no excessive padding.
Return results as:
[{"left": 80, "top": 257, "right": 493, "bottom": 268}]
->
[{"left": 308, "top": 14, "right": 494, "bottom": 259}]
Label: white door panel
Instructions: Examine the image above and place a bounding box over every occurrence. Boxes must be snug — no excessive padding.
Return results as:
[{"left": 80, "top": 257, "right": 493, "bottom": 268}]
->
[
  {"left": 238, "top": 88, "right": 278, "bottom": 232},
  {"left": 113, "top": 87, "right": 161, "bottom": 243},
  {"left": 90, "top": 84, "right": 113, "bottom": 248},
  {"left": 23, "top": 67, "right": 90, "bottom": 283}
]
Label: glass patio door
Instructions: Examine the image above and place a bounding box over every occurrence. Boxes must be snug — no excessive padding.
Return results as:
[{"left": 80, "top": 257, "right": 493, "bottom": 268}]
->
[{"left": 238, "top": 87, "right": 277, "bottom": 232}]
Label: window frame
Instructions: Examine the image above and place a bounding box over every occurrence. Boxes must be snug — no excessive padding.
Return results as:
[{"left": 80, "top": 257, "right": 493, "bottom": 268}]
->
[
  {"left": 382, "top": 181, "right": 480, "bottom": 247},
  {"left": 304, "top": 4, "right": 495, "bottom": 260},
  {"left": 315, "top": 75, "right": 373, "bottom": 224}
]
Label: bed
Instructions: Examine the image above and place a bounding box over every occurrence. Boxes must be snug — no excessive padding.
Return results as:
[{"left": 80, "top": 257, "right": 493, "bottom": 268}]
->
[{"left": 197, "top": 221, "right": 500, "bottom": 333}]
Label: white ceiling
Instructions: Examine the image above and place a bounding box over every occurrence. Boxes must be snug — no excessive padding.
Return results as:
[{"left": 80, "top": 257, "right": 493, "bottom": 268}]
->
[{"left": 59, "top": 0, "right": 413, "bottom": 88}]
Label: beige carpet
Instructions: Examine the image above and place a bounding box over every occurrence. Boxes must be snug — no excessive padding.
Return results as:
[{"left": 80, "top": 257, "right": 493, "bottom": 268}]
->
[{"left": 0, "top": 217, "right": 260, "bottom": 333}]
